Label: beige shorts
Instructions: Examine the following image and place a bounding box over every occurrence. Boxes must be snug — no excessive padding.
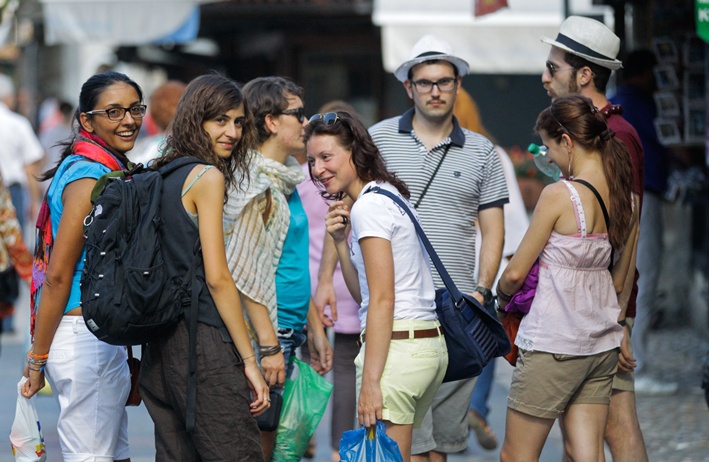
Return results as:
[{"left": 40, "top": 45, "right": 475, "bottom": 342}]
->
[
  {"left": 612, "top": 317, "right": 635, "bottom": 392},
  {"left": 507, "top": 348, "right": 619, "bottom": 419},
  {"left": 355, "top": 319, "right": 448, "bottom": 427}
]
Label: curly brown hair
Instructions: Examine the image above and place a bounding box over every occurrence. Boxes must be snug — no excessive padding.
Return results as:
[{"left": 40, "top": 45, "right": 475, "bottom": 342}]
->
[
  {"left": 535, "top": 95, "right": 633, "bottom": 249},
  {"left": 304, "top": 111, "right": 410, "bottom": 200},
  {"left": 152, "top": 74, "right": 257, "bottom": 198}
]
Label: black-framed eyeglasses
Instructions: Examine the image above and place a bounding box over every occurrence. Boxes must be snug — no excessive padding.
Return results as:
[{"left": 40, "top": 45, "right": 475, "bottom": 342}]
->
[
  {"left": 545, "top": 61, "right": 574, "bottom": 78},
  {"left": 85, "top": 104, "right": 147, "bottom": 122},
  {"left": 280, "top": 107, "right": 305, "bottom": 123},
  {"left": 308, "top": 112, "right": 339, "bottom": 125},
  {"left": 411, "top": 77, "right": 457, "bottom": 93}
]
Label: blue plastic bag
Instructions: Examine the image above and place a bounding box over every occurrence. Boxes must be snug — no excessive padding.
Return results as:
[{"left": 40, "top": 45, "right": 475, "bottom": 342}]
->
[{"left": 339, "top": 421, "right": 404, "bottom": 462}]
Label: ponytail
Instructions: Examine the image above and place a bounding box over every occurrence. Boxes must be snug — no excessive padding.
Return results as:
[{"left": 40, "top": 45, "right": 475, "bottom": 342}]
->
[{"left": 601, "top": 135, "right": 633, "bottom": 249}]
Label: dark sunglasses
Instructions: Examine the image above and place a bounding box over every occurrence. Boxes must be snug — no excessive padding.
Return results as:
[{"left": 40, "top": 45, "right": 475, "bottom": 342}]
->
[
  {"left": 308, "top": 112, "right": 339, "bottom": 125},
  {"left": 280, "top": 107, "right": 305, "bottom": 123},
  {"left": 545, "top": 61, "right": 574, "bottom": 78}
]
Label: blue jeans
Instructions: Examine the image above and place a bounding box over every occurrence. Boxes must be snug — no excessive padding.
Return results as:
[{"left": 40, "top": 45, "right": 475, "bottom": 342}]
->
[
  {"left": 469, "top": 361, "right": 495, "bottom": 418},
  {"left": 469, "top": 298, "right": 497, "bottom": 418},
  {"left": 277, "top": 328, "right": 308, "bottom": 382}
]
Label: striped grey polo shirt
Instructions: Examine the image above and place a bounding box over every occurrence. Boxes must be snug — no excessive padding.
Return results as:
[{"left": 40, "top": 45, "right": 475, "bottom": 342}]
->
[{"left": 369, "top": 108, "right": 508, "bottom": 294}]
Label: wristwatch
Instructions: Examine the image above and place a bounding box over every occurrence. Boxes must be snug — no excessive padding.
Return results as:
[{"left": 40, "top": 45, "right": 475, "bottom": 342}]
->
[{"left": 474, "top": 285, "right": 493, "bottom": 305}]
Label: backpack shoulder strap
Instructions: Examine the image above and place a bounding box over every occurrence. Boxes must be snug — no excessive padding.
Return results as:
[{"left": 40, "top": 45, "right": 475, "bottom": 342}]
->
[{"left": 158, "top": 157, "right": 206, "bottom": 177}]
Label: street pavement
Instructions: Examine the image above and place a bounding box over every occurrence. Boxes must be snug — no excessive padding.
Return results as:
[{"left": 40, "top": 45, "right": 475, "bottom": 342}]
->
[{"left": 1, "top": 285, "right": 707, "bottom": 461}]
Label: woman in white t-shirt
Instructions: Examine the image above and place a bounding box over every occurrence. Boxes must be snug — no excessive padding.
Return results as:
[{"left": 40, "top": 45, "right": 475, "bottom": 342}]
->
[{"left": 305, "top": 111, "right": 447, "bottom": 461}]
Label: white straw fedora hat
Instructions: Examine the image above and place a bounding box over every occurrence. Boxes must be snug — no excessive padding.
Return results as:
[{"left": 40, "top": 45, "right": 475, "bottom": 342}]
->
[
  {"left": 394, "top": 35, "right": 470, "bottom": 82},
  {"left": 541, "top": 16, "right": 623, "bottom": 70}
]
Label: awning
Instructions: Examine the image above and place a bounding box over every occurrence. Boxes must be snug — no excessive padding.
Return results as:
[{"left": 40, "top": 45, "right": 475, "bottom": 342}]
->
[
  {"left": 373, "top": 0, "right": 613, "bottom": 75},
  {"left": 39, "top": 0, "right": 216, "bottom": 46}
]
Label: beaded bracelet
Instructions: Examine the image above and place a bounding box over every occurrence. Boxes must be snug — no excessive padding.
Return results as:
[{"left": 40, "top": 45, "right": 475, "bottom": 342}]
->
[{"left": 27, "top": 353, "right": 48, "bottom": 367}]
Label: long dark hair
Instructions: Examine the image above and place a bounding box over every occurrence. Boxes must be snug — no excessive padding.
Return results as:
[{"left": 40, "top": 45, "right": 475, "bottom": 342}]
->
[
  {"left": 535, "top": 95, "right": 633, "bottom": 249},
  {"left": 40, "top": 71, "right": 144, "bottom": 181},
  {"left": 152, "top": 74, "right": 257, "bottom": 197},
  {"left": 304, "top": 111, "right": 410, "bottom": 200}
]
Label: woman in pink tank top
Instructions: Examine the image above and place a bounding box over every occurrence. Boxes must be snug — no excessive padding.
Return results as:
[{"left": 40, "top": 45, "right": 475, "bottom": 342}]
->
[{"left": 496, "top": 96, "right": 640, "bottom": 461}]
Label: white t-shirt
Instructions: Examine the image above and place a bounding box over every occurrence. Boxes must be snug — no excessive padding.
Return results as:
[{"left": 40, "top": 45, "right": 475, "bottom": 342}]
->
[
  {"left": 0, "top": 103, "right": 44, "bottom": 186},
  {"left": 351, "top": 181, "right": 437, "bottom": 330}
]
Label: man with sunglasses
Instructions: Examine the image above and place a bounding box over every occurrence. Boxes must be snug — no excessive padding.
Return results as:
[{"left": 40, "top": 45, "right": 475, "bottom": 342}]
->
[
  {"left": 369, "top": 35, "right": 508, "bottom": 462},
  {"left": 225, "top": 76, "right": 333, "bottom": 461},
  {"left": 541, "top": 16, "right": 649, "bottom": 462}
]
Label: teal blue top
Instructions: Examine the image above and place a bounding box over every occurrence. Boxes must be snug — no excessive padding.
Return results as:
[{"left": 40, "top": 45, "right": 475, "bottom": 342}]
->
[
  {"left": 275, "top": 189, "right": 311, "bottom": 330},
  {"left": 47, "top": 155, "right": 112, "bottom": 314}
]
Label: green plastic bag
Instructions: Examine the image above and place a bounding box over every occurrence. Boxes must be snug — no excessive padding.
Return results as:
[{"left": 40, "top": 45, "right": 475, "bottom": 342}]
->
[{"left": 272, "top": 357, "right": 333, "bottom": 461}]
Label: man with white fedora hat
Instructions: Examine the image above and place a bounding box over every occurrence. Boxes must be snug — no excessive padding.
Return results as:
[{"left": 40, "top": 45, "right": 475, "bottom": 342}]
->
[
  {"left": 539, "top": 15, "right": 649, "bottom": 462},
  {"left": 370, "top": 34, "right": 508, "bottom": 462}
]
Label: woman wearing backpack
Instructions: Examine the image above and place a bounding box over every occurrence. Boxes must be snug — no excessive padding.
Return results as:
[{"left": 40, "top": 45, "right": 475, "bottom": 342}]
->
[
  {"left": 142, "top": 74, "right": 269, "bottom": 461},
  {"left": 23, "top": 72, "right": 145, "bottom": 461},
  {"left": 306, "top": 111, "right": 448, "bottom": 461},
  {"left": 495, "top": 95, "right": 640, "bottom": 461}
]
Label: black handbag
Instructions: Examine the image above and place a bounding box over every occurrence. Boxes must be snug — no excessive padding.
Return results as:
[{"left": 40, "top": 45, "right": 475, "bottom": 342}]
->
[
  {"left": 0, "top": 265, "right": 19, "bottom": 303},
  {"left": 368, "top": 187, "right": 511, "bottom": 382},
  {"left": 255, "top": 389, "right": 283, "bottom": 432}
]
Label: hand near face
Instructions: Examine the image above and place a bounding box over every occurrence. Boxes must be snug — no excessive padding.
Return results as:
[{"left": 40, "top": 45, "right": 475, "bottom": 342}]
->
[{"left": 325, "top": 200, "right": 350, "bottom": 243}]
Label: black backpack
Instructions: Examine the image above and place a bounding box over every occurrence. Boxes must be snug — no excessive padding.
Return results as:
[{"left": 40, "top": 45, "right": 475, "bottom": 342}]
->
[{"left": 81, "top": 157, "right": 202, "bottom": 346}]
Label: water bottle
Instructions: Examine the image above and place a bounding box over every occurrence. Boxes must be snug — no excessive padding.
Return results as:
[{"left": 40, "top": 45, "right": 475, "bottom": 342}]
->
[{"left": 528, "top": 143, "right": 561, "bottom": 181}]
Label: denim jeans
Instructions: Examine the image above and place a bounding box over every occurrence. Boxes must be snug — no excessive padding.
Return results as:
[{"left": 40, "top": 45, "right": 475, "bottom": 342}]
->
[{"left": 277, "top": 328, "right": 308, "bottom": 382}]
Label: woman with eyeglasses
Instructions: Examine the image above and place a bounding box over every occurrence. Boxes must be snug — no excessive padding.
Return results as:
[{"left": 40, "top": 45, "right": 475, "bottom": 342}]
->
[
  {"left": 495, "top": 95, "right": 639, "bottom": 461},
  {"left": 306, "top": 111, "right": 447, "bottom": 462},
  {"left": 23, "top": 71, "right": 145, "bottom": 461}
]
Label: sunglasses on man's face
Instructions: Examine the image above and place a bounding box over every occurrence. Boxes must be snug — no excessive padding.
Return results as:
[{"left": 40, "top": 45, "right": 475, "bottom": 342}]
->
[
  {"left": 280, "top": 107, "right": 305, "bottom": 123},
  {"left": 545, "top": 61, "right": 574, "bottom": 78},
  {"left": 308, "top": 112, "right": 339, "bottom": 125}
]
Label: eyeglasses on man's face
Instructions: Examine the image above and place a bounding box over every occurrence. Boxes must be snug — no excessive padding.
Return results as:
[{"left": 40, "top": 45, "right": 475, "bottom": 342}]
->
[
  {"left": 545, "top": 61, "right": 575, "bottom": 78},
  {"left": 308, "top": 112, "right": 339, "bottom": 125},
  {"left": 86, "top": 104, "right": 147, "bottom": 122},
  {"left": 411, "top": 77, "right": 457, "bottom": 94},
  {"left": 280, "top": 107, "right": 305, "bottom": 123}
]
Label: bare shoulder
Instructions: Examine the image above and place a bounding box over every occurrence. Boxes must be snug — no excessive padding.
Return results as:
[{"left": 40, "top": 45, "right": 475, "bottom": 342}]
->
[
  {"left": 538, "top": 181, "right": 570, "bottom": 204},
  {"left": 186, "top": 164, "right": 224, "bottom": 191}
]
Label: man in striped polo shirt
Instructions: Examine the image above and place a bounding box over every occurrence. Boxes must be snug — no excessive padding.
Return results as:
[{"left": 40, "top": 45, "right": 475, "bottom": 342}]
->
[{"left": 369, "top": 35, "right": 508, "bottom": 462}]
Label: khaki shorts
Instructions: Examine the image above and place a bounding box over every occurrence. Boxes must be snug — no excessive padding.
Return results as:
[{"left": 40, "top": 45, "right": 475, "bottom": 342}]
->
[
  {"left": 612, "top": 317, "right": 635, "bottom": 392},
  {"left": 507, "top": 348, "right": 619, "bottom": 419},
  {"left": 356, "top": 320, "right": 448, "bottom": 427}
]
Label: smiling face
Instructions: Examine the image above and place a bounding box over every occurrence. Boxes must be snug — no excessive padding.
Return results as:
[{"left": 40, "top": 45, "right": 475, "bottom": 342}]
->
[
  {"left": 307, "top": 134, "right": 362, "bottom": 198},
  {"left": 80, "top": 82, "right": 143, "bottom": 154},
  {"left": 202, "top": 104, "right": 245, "bottom": 159},
  {"left": 542, "top": 47, "right": 578, "bottom": 101},
  {"left": 405, "top": 61, "right": 460, "bottom": 124}
]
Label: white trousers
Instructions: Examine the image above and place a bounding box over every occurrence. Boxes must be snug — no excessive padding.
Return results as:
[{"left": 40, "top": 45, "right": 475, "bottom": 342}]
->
[{"left": 45, "top": 316, "right": 130, "bottom": 462}]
